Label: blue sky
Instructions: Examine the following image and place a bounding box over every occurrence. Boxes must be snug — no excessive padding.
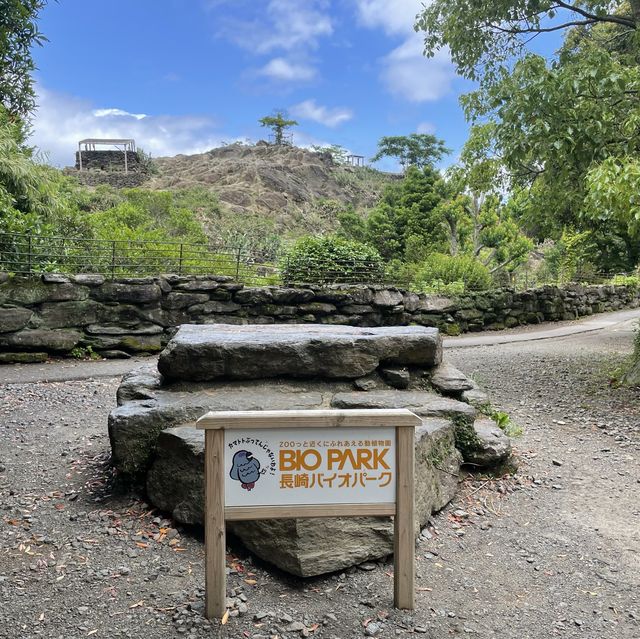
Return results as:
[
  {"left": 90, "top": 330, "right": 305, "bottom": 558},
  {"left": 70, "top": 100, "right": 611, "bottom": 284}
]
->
[{"left": 31, "top": 1, "right": 475, "bottom": 169}]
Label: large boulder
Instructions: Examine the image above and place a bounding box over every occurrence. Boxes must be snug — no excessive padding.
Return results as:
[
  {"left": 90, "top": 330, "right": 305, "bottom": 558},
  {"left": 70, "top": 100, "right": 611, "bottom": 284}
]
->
[
  {"left": 146, "top": 417, "right": 462, "bottom": 576},
  {"left": 157, "top": 324, "right": 442, "bottom": 382}
]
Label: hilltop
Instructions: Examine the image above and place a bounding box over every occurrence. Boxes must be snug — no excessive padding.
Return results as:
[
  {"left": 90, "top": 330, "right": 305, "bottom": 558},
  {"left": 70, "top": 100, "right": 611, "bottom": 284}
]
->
[{"left": 143, "top": 142, "right": 397, "bottom": 237}]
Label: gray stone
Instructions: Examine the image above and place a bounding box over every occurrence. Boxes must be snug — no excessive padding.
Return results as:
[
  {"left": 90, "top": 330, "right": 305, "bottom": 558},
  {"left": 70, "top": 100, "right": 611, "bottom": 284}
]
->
[
  {"left": 38, "top": 300, "right": 100, "bottom": 328},
  {"left": 86, "top": 334, "right": 164, "bottom": 353},
  {"left": 85, "top": 324, "right": 163, "bottom": 336},
  {"left": 430, "top": 362, "right": 474, "bottom": 395},
  {"left": 331, "top": 390, "right": 476, "bottom": 422},
  {"left": 174, "top": 279, "right": 220, "bottom": 291},
  {"left": 0, "top": 329, "right": 82, "bottom": 352},
  {"left": 0, "top": 351, "right": 48, "bottom": 363},
  {"left": 298, "top": 302, "right": 337, "bottom": 315},
  {"left": 41, "top": 273, "right": 70, "bottom": 283},
  {"left": 163, "top": 292, "right": 210, "bottom": 309},
  {"left": 0, "top": 279, "right": 89, "bottom": 305},
  {"left": 146, "top": 417, "right": 460, "bottom": 576},
  {"left": 92, "top": 282, "right": 161, "bottom": 304},
  {"left": 234, "top": 287, "right": 273, "bottom": 304},
  {"left": 460, "top": 419, "right": 512, "bottom": 468},
  {"left": 0, "top": 307, "right": 32, "bottom": 333},
  {"left": 460, "top": 385, "right": 490, "bottom": 408},
  {"left": 99, "top": 350, "right": 131, "bottom": 359},
  {"left": 72, "top": 274, "right": 105, "bottom": 286},
  {"left": 415, "top": 296, "right": 455, "bottom": 312},
  {"left": 116, "top": 364, "right": 164, "bottom": 405},
  {"left": 379, "top": 367, "right": 410, "bottom": 390},
  {"left": 373, "top": 289, "right": 403, "bottom": 307},
  {"left": 157, "top": 324, "right": 442, "bottom": 382},
  {"left": 110, "top": 385, "right": 325, "bottom": 475},
  {"left": 188, "top": 300, "right": 241, "bottom": 314},
  {"left": 269, "top": 288, "right": 315, "bottom": 304}
]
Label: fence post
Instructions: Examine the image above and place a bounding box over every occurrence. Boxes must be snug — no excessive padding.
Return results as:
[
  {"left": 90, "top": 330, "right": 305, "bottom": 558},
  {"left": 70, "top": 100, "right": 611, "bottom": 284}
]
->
[
  {"left": 235, "top": 248, "right": 242, "bottom": 281},
  {"left": 27, "top": 234, "right": 32, "bottom": 274},
  {"left": 179, "top": 243, "right": 184, "bottom": 275},
  {"left": 111, "top": 241, "right": 116, "bottom": 279}
]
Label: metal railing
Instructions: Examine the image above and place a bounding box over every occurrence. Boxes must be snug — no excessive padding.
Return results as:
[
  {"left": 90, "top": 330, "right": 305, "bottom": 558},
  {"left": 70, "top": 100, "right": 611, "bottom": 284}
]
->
[{"left": 0, "top": 233, "right": 279, "bottom": 284}]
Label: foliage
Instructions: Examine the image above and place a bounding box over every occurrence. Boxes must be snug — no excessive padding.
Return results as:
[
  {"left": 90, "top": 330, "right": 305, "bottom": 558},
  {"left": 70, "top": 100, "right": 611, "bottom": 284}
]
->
[
  {"left": 0, "top": 0, "right": 47, "bottom": 120},
  {"left": 136, "top": 147, "right": 159, "bottom": 175},
  {"left": 370, "top": 134, "right": 450, "bottom": 171},
  {"left": 280, "top": 235, "right": 385, "bottom": 284},
  {"left": 412, "top": 253, "right": 493, "bottom": 293},
  {"left": 536, "top": 230, "right": 598, "bottom": 283},
  {"left": 417, "top": 1, "right": 640, "bottom": 273},
  {"left": 342, "top": 166, "right": 446, "bottom": 261},
  {"left": 491, "top": 410, "right": 523, "bottom": 438},
  {"left": 311, "top": 144, "right": 349, "bottom": 164},
  {"left": 259, "top": 110, "right": 298, "bottom": 145},
  {"left": 416, "top": 0, "right": 639, "bottom": 88}
]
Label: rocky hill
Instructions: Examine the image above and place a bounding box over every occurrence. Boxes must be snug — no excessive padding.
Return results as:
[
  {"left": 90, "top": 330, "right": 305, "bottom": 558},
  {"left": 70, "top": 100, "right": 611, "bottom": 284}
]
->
[{"left": 144, "top": 142, "right": 396, "bottom": 236}]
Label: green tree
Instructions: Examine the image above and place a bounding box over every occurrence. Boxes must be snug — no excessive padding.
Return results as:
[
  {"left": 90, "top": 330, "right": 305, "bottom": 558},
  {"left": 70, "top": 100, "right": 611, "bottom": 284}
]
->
[
  {"left": 370, "top": 134, "right": 450, "bottom": 171},
  {"left": 259, "top": 110, "right": 298, "bottom": 145},
  {"left": 0, "top": 0, "right": 48, "bottom": 120},
  {"left": 354, "top": 166, "right": 446, "bottom": 260},
  {"left": 417, "top": 1, "right": 640, "bottom": 272}
]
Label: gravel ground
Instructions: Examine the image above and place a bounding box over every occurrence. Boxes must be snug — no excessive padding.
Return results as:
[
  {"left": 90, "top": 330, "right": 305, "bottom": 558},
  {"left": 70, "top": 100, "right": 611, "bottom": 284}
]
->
[{"left": 0, "top": 318, "right": 638, "bottom": 639}]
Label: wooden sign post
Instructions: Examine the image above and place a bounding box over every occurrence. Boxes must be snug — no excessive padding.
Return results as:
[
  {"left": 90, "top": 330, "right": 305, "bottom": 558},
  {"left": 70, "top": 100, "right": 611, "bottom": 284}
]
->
[{"left": 196, "top": 408, "right": 421, "bottom": 619}]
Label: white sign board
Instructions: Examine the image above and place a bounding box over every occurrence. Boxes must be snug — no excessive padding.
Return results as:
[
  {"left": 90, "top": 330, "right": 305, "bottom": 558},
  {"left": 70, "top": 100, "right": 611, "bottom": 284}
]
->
[{"left": 224, "top": 427, "right": 396, "bottom": 507}]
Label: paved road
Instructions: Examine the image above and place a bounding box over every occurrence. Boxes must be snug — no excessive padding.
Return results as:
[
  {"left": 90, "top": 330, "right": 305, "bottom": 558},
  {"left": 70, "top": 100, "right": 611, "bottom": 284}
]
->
[
  {"left": 444, "top": 307, "right": 640, "bottom": 348},
  {"left": 1, "top": 307, "right": 638, "bottom": 384}
]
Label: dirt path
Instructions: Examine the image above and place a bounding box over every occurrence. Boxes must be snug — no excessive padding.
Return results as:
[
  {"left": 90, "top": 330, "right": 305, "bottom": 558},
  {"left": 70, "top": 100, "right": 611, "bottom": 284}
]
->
[{"left": 0, "top": 317, "right": 638, "bottom": 638}]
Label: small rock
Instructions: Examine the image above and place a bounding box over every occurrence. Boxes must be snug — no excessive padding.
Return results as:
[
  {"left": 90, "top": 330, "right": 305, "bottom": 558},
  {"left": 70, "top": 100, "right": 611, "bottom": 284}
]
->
[{"left": 365, "top": 622, "right": 381, "bottom": 636}]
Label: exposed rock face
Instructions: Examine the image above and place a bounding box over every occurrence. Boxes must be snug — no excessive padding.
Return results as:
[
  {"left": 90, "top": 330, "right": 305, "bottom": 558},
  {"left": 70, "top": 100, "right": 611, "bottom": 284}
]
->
[
  {"left": 157, "top": 324, "right": 442, "bottom": 382},
  {"left": 147, "top": 418, "right": 462, "bottom": 577}
]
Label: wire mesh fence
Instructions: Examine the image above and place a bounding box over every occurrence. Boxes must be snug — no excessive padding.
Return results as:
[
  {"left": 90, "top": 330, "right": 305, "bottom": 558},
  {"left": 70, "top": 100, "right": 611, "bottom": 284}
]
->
[
  {"left": 0, "top": 232, "right": 636, "bottom": 291},
  {"left": 0, "top": 233, "right": 279, "bottom": 285}
]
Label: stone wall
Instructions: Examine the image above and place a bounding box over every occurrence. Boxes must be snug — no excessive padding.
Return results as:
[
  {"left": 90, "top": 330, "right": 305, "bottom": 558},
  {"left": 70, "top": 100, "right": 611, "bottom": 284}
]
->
[
  {"left": 63, "top": 169, "right": 148, "bottom": 189},
  {"left": 75, "top": 150, "right": 140, "bottom": 171},
  {"left": 1, "top": 272, "right": 638, "bottom": 361}
]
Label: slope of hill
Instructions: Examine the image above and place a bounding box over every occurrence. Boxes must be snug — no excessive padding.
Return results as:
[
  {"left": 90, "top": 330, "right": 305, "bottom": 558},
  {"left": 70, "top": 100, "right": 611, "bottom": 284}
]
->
[{"left": 144, "top": 142, "right": 396, "bottom": 237}]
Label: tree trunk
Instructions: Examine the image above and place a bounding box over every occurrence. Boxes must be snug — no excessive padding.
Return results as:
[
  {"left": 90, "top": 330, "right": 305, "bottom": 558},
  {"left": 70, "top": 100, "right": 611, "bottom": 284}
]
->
[{"left": 629, "top": 0, "right": 640, "bottom": 24}]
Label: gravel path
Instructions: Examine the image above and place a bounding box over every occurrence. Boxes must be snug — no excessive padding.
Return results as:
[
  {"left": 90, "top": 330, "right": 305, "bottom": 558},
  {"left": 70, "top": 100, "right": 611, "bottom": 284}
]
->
[{"left": 0, "top": 317, "right": 638, "bottom": 638}]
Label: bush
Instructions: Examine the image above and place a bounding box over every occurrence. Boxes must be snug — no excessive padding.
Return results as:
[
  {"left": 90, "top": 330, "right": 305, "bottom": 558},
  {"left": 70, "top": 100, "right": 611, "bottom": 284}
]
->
[
  {"left": 280, "top": 235, "right": 385, "bottom": 284},
  {"left": 412, "top": 253, "right": 492, "bottom": 292}
]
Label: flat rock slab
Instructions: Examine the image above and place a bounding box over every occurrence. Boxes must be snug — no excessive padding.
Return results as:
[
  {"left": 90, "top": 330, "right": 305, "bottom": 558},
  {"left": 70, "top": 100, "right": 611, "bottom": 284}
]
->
[
  {"left": 331, "top": 390, "right": 476, "bottom": 421},
  {"left": 157, "top": 324, "right": 442, "bottom": 382},
  {"left": 146, "top": 417, "right": 461, "bottom": 576}
]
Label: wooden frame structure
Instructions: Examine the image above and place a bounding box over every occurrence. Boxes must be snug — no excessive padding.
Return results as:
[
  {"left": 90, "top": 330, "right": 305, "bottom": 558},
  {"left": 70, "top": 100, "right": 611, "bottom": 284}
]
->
[
  {"left": 196, "top": 408, "right": 420, "bottom": 619},
  {"left": 77, "top": 138, "right": 137, "bottom": 173}
]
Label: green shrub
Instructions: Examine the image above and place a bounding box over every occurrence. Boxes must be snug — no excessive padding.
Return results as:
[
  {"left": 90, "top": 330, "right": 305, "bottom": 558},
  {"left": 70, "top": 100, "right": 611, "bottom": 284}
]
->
[
  {"left": 280, "top": 235, "right": 385, "bottom": 284},
  {"left": 412, "top": 253, "right": 492, "bottom": 292}
]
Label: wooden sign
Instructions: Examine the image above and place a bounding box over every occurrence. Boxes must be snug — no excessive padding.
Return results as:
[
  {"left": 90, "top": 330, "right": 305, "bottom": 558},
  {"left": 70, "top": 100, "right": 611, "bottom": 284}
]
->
[{"left": 196, "top": 408, "right": 421, "bottom": 619}]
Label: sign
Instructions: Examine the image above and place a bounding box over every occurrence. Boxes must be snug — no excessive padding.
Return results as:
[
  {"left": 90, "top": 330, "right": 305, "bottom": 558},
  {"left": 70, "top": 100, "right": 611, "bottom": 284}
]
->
[
  {"left": 224, "top": 427, "right": 396, "bottom": 507},
  {"left": 196, "top": 409, "right": 420, "bottom": 620}
]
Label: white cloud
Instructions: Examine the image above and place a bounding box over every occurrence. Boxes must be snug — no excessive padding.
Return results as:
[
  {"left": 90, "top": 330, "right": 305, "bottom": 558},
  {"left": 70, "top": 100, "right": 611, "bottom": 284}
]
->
[
  {"left": 93, "top": 108, "right": 147, "bottom": 120},
  {"left": 354, "top": 0, "right": 423, "bottom": 35},
  {"left": 217, "top": 0, "right": 332, "bottom": 54},
  {"left": 258, "top": 58, "right": 317, "bottom": 82},
  {"left": 290, "top": 99, "right": 353, "bottom": 127},
  {"left": 416, "top": 121, "right": 436, "bottom": 134},
  {"left": 381, "top": 33, "right": 454, "bottom": 102},
  {"left": 30, "top": 87, "right": 226, "bottom": 166}
]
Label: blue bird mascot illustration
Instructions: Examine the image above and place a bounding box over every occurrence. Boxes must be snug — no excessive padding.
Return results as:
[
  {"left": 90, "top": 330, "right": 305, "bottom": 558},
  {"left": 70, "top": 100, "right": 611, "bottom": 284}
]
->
[{"left": 230, "top": 450, "right": 261, "bottom": 491}]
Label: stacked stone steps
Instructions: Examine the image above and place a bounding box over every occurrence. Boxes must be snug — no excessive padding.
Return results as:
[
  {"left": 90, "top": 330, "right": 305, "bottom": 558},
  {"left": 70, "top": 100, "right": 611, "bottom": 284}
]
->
[{"left": 109, "top": 324, "right": 512, "bottom": 576}]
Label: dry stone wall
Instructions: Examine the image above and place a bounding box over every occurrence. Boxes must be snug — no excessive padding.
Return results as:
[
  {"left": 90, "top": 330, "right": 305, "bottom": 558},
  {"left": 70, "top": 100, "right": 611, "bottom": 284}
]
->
[{"left": 1, "top": 272, "right": 639, "bottom": 361}]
